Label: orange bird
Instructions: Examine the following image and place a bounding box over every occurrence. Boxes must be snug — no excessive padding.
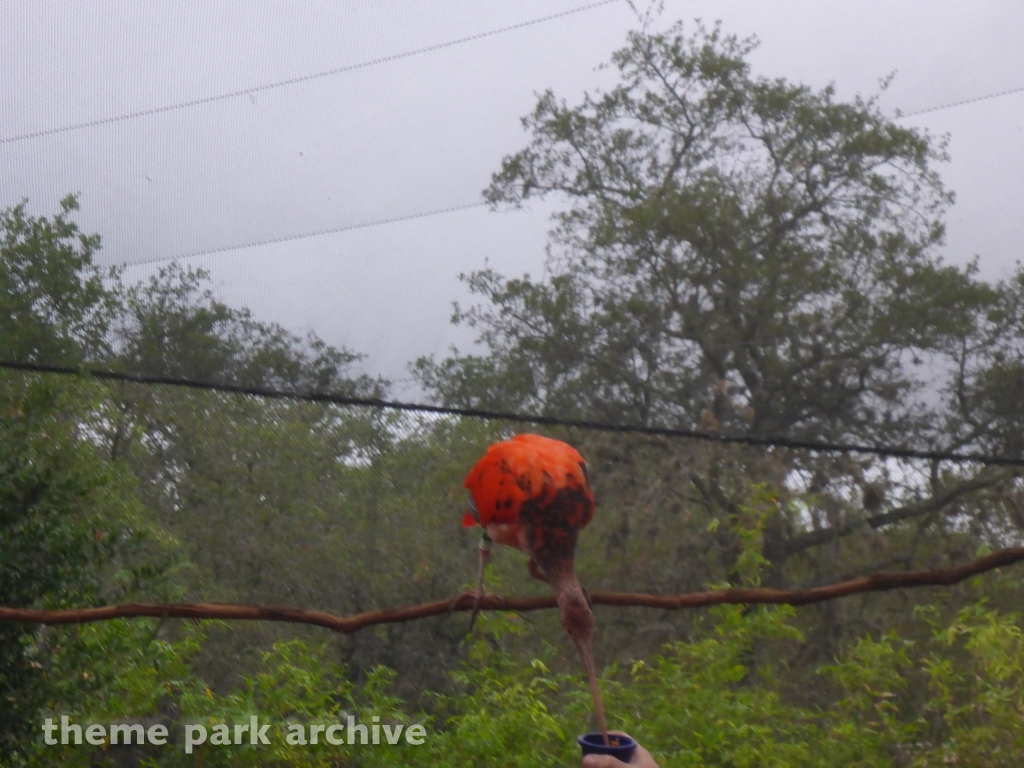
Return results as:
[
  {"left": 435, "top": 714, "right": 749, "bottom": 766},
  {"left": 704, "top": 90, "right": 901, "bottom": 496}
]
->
[{"left": 461, "top": 433, "right": 608, "bottom": 743}]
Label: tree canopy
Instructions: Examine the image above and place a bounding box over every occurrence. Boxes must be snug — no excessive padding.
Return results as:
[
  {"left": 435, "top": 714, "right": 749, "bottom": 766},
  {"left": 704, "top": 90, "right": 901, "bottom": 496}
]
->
[
  {"left": 1, "top": 195, "right": 112, "bottom": 366},
  {"left": 418, "top": 21, "right": 1001, "bottom": 446},
  {"left": 415, "top": 20, "right": 1024, "bottom": 595}
]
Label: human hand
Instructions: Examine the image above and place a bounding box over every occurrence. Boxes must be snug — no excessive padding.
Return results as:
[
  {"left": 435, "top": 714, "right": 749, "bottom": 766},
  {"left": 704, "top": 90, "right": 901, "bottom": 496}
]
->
[{"left": 581, "top": 733, "right": 659, "bottom": 768}]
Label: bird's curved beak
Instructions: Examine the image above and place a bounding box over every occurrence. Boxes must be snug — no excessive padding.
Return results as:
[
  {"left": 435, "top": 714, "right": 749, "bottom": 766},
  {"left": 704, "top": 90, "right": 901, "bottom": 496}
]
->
[{"left": 462, "top": 496, "right": 481, "bottom": 528}]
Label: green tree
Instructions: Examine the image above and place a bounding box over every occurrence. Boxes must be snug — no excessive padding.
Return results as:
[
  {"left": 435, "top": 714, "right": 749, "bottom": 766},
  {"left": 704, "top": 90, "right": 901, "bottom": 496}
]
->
[
  {"left": 0, "top": 198, "right": 146, "bottom": 757},
  {"left": 0, "top": 373, "right": 168, "bottom": 759},
  {"left": 420, "top": 20, "right": 990, "bottom": 443},
  {"left": 411, "top": 19, "right": 1022, "bottom": 552},
  {"left": 111, "top": 386, "right": 505, "bottom": 699},
  {"left": 1, "top": 195, "right": 114, "bottom": 365},
  {"left": 415, "top": 16, "right": 1024, "bottom": 682},
  {"left": 942, "top": 267, "right": 1024, "bottom": 459},
  {"left": 113, "top": 262, "right": 384, "bottom": 396}
]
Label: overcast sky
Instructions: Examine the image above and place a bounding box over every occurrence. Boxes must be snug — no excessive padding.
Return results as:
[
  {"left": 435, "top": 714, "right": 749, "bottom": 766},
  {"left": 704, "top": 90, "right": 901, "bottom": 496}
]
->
[{"left": 3, "top": 1, "right": 1023, "bottom": 395}]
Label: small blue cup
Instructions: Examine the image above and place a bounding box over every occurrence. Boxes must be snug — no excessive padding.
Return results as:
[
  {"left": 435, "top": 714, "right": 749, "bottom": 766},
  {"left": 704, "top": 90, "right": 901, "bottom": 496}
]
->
[{"left": 577, "top": 732, "right": 637, "bottom": 762}]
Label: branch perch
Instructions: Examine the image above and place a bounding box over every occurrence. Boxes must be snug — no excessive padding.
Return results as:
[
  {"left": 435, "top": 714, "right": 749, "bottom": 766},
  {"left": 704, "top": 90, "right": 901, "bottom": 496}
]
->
[{"left": 2, "top": 546, "right": 1022, "bottom": 635}]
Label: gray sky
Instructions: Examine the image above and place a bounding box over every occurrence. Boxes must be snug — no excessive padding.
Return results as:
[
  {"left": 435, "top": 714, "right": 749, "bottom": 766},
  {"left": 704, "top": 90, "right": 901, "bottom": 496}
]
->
[{"left": 3, "top": 1, "right": 1023, "bottom": 395}]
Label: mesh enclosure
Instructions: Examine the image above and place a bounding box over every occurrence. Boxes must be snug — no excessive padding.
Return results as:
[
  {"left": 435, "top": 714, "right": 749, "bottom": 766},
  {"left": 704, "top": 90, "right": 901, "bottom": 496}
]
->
[{"left": 5, "top": 6, "right": 1024, "bottom": 763}]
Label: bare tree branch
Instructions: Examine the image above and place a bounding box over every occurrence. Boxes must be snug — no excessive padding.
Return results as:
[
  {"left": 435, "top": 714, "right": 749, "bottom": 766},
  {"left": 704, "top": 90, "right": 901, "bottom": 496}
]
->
[
  {"left": 2, "top": 546, "right": 1021, "bottom": 634},
  {"left": 779, "top": 470, "right": 1015, "bottom": 560}
]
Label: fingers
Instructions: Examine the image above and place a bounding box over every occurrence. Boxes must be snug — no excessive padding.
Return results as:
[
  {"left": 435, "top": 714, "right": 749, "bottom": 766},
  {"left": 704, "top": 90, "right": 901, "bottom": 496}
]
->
[
  {"left": 581, "top": 737, "right": 660, "bottom": 768},
  {"left": 628, "top": 745, "right": 659, "bottom": 768}
]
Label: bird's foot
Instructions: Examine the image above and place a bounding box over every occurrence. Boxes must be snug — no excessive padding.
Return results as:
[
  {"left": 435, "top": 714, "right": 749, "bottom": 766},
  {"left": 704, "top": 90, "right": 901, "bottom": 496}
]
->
[
  {"left": 448, "top": 589, "right": 491, "bottom": 638},
  {"left": 467, "top": 589, "right": 486, "bottom": 632}
]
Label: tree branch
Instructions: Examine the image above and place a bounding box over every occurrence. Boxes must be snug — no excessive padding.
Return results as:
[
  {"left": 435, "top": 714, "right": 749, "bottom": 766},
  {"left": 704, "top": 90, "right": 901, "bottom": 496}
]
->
[
  {"left": 779, "top": 469, "right": 1015, "bottom": 560},
  {"left": 2, "top": 546, "right": 1022, "bottom": 634}
]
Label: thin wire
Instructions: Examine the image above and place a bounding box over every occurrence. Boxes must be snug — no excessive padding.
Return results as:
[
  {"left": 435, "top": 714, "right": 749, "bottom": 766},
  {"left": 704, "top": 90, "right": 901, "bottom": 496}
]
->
[
  {"left": 3, "top": 360, "right": 1022, "bottom": 466},
  {"left": 116, "top": 202, "right": 487, "bottom": 267},
  {"left": 109, "top": 85, "right": 1024, "bottom": 268},
  {"left": 0, "top": 0, "right": 621, "bottom": 145},
  {"left": 899, "top": 85, "right": 1024, "bottom": 119}
]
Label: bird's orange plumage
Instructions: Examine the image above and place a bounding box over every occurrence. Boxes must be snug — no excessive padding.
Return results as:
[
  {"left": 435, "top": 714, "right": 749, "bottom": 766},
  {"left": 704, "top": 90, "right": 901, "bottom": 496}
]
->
[
  {"left": 461, "top": 433, "right": 607, "bottom": 743},
  {"left": 460, "top": 434, "right": 602, "bottom": 741},
  {"left": 462, "top": 434, "right": 593, "bottom": 557}
]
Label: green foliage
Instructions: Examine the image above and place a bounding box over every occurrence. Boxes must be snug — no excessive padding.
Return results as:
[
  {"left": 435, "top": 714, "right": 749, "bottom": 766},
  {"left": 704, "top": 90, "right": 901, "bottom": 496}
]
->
[
  {"left": 919, "top": 605, "right": 1024, "bottom": 764},
  {"left": 3, "top": 444, "right": 1023, "bottom": 768},
  {"left": 412, "top": 612, "right": 589, "bottom": 768},
  {"left": 619, "top": 607, "right": 823, "bottom": 767},
  {"left": 420, "top": 19, "right": 989, "bottom": 446},
  {"left": 818, "top": 630, "right": 918, "bottom": 764},
  {"left": 112, "top": 263, "right": 384, "bottom": 396},
  {"left": 413, "top": 16, "right": 1024, "bottom": 698},
  {"left": 109, "top": 387, "right": 508, "bottom": 696},
  {"left": 164, "top": 640, "right": 416, "bottom": 767},
  {"left": 1, "top": 195, "right": 113, "bottom": 365},
  {"left": 0, "top": 372, "right": 165, "bottom": 757},
  {"left": 12, "top": 600, "right": 1024, "bottom": 767}
]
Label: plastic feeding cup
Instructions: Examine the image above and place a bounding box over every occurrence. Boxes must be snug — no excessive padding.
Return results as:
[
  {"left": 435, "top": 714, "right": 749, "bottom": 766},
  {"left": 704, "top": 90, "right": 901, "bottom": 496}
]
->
[{"left": 578, "top": 733, "right": 637, "bottom": 762}]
